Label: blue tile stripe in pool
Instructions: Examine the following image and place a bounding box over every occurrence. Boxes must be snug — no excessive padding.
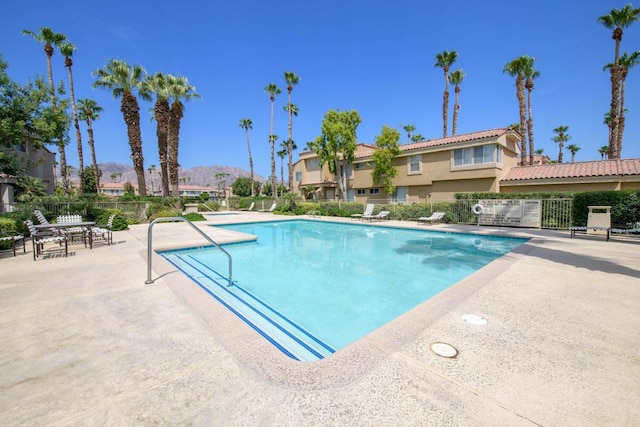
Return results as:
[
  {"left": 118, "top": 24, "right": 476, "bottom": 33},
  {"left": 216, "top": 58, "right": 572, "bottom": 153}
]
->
[{"left": 164, "top": 252, "right": 335, "bottom": 361}]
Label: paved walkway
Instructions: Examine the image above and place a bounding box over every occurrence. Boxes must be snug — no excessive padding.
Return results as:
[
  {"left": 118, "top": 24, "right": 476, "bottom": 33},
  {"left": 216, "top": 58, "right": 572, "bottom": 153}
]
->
[{"left": 1, "top": 213, "right": 639, "bottom": 426}]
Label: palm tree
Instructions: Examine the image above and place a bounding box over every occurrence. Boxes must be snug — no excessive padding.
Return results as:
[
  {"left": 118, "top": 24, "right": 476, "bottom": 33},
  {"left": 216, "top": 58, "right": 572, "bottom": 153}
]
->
[
  {"left": 402, "top": 124, "right": 416, "bottom": 142},
  {"left": 551, "top": 126, "right": 571, "bottom": 164},
  {"left": 264, "top": 83, "right": 281, "bottom": 197},
  {"left": 22, "top": 27, "right": 70, "bottom": 191},
  {"left": 59, "top": 42, "right": 85, "bottom": 193},
  {"left": 110, "top": 172, "right": 118, "bottom": 183},
  {"left": 434, "top": 50, "right": 457, "bottom": 137},
  {"left": 239, "top": 118, "right": 255, "bottom": 196},
  {"left": 522, "top": 56, "right": 540, "bottom": 165},
  {"left": 599, "top": 145, "right": 609, "bottom": 160},
  {"left": 77, "top": 98, "right": 103, "bottom": 192},
  {"left": 167, "top": 75, "right": 200, "bottom": 198},
  {"left": 598, "top": 4, "right": 640, "bottom": 159},
  {"left": 284, "top": 71, "right": 300, "bottom": 191},
  {"left": 411, "top": 134, "right": 425, "bottom": 142},
  {"left": 448, "top": 69, "right": 465, "bottom": 136},
  {"left": 146, "top": 72, "right": 171, "bottom": 196},
  {"left": 277, "top": 143, "right": 287, "bottom": 194},
  {"left": 566, "top": 144, "right": 581, "bottom": 163},
  {"left": 504, "top": 56, "right": 528, "bottom": 166},
  {"left": 92, "top": 59, "right": 150, "bottom": 196},
  {"left": 605, "top": 51, "right": 640, "bottom": 156}
]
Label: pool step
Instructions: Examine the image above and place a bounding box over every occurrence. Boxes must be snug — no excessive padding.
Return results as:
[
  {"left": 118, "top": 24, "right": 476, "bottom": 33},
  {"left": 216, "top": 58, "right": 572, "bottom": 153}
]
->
[{"left": 163, "top": 253, "right": 334, "bottom": 361}]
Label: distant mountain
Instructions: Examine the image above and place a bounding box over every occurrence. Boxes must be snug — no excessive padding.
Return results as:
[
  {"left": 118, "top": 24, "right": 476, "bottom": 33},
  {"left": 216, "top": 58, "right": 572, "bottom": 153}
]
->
[{"left": 65, "top": 162, "right": 265, "bottom": 187}]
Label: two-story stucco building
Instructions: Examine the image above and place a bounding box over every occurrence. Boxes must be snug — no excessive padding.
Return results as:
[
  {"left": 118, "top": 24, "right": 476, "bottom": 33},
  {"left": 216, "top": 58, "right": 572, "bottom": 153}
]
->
[{"left": 292, "top": 127, "right": 523, "bottom": 202}]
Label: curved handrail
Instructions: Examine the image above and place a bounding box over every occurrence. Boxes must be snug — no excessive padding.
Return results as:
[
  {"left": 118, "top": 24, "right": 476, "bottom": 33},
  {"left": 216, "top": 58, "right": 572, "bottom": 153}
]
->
[{"left": 145, "top": 217, "right": 233, "bottom": 286}]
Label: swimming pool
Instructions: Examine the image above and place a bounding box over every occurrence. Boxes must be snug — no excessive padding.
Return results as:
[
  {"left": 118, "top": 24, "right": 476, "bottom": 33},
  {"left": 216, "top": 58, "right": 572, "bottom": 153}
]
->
[{"left": 160, "top": 220, "right": 527, "bottom": 361}]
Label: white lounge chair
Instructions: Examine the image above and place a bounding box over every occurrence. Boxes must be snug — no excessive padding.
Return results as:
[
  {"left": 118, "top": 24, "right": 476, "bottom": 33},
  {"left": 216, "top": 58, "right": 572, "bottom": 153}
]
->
[
  {"left": 239, "top": 202, "right": 255, "bottom": 211},
  {"left": 363, "top": 210, "right": 390, "bottom": 221},
  {"left": 91, "top": 214, "right": 115, "bottom": 246},
  {"left": 351, "top": 203, "right": 375, "bottom": 220},
  {"left": 417, "top": 212, "right": 445, "bottom": 225},
  {"left": 259, "top": 202, "right": 277, "bottom": 213}
]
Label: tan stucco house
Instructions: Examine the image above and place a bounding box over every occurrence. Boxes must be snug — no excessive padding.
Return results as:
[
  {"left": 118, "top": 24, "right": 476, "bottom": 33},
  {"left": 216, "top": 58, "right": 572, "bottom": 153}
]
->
[
  {"left": 292, "top": 127, "right": 522, "bottom": 202},
  {"left": 292, "top": 127, "right": 640, "bottom": 202}
]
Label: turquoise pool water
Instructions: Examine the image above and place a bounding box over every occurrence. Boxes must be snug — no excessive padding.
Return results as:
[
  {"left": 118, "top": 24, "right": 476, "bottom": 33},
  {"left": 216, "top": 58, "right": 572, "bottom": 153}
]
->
[{"left": 160, "top": 220, "right": 527, "bottom": 361}]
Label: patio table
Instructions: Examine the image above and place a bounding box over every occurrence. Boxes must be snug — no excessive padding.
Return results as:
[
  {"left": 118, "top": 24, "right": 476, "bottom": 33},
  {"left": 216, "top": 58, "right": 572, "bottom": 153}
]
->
[{"left": 34, "top": 221, "right": 96, "bottom": 249}]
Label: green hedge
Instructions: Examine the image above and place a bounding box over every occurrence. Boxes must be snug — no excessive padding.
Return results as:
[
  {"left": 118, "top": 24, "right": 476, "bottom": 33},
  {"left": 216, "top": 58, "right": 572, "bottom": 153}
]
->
[{"left": 572, "top": 190, "right": 640, "bottom": 227}]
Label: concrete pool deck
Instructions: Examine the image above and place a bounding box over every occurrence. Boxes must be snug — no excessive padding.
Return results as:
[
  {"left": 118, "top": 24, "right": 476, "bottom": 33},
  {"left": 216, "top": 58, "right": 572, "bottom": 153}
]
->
[{"left": 1, "top": 212, "right": 639, "bottom": 425}]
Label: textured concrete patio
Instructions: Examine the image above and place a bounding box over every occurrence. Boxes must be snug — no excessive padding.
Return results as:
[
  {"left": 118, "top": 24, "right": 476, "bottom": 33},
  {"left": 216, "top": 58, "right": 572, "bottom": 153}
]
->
[{"left": 1, "top": 212, "right": 639, "bottom": 426}]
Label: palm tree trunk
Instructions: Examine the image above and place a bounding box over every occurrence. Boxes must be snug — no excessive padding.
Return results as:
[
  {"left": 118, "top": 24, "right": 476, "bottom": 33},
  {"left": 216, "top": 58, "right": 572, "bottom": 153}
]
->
[
  {"left": 617, "top": 70, "right": 628, "bottom": 157},
  {"left": 287, "top": 94, "right": 293, "bottom": 192},
  {"left": 45, "top": 46, "right": 68, "bottom": 192},
  {"left": 155, "top": 99, "right": 171, "bottom": 197},
  {"left": 168, "top": 102, "right": 183, "bottom": 199},
  {"left": 526, "top": 82, "right": 535, "bottom": 166},
  {"left": 66, "top": 60, "right": 84, "bottom": 193},
  {"left": 121, "top": 92, "right": 147, "bottom": 196},
  {"left": 516, "top": 76, "right": 527, "bottom": 166},
  {"left": 609, "top": 66, "right": 623, "bottom": 159},
  {"left": 86, "top": 117, "right": 100, "bottom": 191},
  {"left": 442, "top": 71, "right": 449, "bottom": 137},
  {"left": 558, "top": 142, "right": 564, "bottom": 164},
  {"left": 452, "top": 86, "right": 460, "bottom": 136},
  {"left": 270, "top": 98, "right": 276, "bottom": 198},
  {"left": 245, "top": 129, "right": 254, "bottom": 196}
]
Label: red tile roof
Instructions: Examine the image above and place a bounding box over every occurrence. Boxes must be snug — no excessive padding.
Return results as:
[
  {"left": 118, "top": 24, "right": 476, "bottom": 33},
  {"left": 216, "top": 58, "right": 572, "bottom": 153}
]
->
[
  {"left": 353, "top": 128, "right": 513, "bottom": 159},
  {"left": 501, "top": 159, "right": 640, "bottom": 181},
  {"left": 401, "top": 128, "right": 512, "bottom": 152}
]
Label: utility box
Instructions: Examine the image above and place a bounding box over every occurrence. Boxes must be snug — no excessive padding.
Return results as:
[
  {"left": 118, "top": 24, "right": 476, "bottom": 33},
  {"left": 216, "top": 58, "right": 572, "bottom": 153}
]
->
[
  {"left": 587, "top": 206, "right": 611, "bottom": 235},
  {"left": 185, "top": 203, "right": 199, "bottom": 214}
]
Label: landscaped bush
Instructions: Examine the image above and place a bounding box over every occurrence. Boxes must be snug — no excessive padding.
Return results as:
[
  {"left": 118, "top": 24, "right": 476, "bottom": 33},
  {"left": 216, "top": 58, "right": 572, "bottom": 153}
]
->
[
  {"left": 572, "top": 190, "right": 640, "bottom": 226},
  {"left": 148, "top": 209, "right": 182, "bottom": 221},
  {"left": 0, "top": 217, "right": 19, "bottom": 250},
  {"left": 182, "top": 212, "right": 206, "bottom": 221},
  {"left": 94, "top": 209, "right": 129, "bottom": 231}
]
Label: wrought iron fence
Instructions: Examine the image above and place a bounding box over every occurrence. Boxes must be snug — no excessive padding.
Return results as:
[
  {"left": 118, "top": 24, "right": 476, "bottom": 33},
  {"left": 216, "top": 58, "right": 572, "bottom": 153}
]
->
[{"left": 16, "top": 201, "right": 149, "bottom": 222}]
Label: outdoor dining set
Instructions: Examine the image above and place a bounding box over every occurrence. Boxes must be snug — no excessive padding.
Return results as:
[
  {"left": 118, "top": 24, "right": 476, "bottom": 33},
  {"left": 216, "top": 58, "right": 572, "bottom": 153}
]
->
[{"left": 5, "top": 210, "right": 116, "bottom": 261}]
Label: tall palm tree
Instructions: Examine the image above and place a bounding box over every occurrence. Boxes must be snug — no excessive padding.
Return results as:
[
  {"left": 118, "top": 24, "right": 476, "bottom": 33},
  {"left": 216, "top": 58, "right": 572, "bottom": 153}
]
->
[
  {"left": 448, "top": 69, "right": 465, "bottom": 136},
  {"left": 239, "top": 118, "right": 255, "bottom": 196},
  {"left": 503, "top": 57, "right": 528, "bottom": 166},
  {"left": 264, "top": 83, "right": 281, "bottom": 197},
  {"left": 93, "top": 59, "right": 150, "bottom": 196},
  {"left": 59, "top": 42, "right": 85, "bottom": 193},
  {"left": 284, "top": 71, "right": 300, "bottom": 191},
  {"left": 565, "top": 144, "right": 581, "bottom": 163},
  {"left": 167, "top": 75, "right": 200, "bottom": 198},
  {"left": 599, "top": 145, "right": 609, "bottom": 160},
  {"left": 434, "top": 50, "right": 458, "bottom": 137},
  {"left": 277, "top": 142, "right": 287, "bottom": 193},
  {"left": 551, "top": 126, "right": 571, "bottom": 164},
  {"left": 77, "top": 98, "right": 103, "bottom": 192},
  {"left": 598, "top": 4, "right": 640, "bottom": 159},
  {"left": 605, "top": 51, "right": 640, "bottom": 156},
  {"left": 146, "top": 72, "right": 171, "bottom": 196},
  {"left": 402, "top": 124, "right": 416, "bottom": 143},
  {"left": 522, "top": 56, "right": 540, "bottom": 165},
  {"left": 411, "top": 134, "right": 425, "bottom": 142},
  {"left": 22, "top": 27, "right": 70, "bottom": 191}
]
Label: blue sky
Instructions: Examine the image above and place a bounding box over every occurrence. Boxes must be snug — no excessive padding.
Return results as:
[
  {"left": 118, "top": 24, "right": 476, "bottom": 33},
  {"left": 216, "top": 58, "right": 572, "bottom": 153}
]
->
[{"left": 2, "top": 0, "right": 639, "bottom": 178}]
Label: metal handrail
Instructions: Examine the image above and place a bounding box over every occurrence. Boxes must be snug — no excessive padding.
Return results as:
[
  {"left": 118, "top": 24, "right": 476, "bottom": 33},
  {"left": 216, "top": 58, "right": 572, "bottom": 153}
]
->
[{"left": 145, "top": 217, "right": 233, "bottom": 286}]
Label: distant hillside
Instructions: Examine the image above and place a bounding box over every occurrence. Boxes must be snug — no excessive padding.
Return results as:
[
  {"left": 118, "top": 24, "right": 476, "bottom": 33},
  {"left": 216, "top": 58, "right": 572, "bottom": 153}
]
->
[{"left": 65, "top": 163, "right": 265, "bottom": 187}]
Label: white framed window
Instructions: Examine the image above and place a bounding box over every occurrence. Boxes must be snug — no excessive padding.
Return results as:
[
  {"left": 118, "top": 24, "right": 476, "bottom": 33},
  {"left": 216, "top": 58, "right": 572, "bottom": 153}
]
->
[
  {"left": 357, "top": 189, "right": 366, "bottom": 195},
  {"left": 307, "top": 158, "right": 320, "bottom": 169},
  {"left": 354, "top": 162, "right": 365, "bottom": 170},
  {"left": 369, "top": 188, "right": 379, "bottom": 194},
  {"left": 453, "top": 144, "right": 497, "bottom": 166},
  {"left": 295, "top": 171, "right": 302, "bottom": 182},
  {"left": 408, "top": 155, "right": 421, "bottom": 173}
]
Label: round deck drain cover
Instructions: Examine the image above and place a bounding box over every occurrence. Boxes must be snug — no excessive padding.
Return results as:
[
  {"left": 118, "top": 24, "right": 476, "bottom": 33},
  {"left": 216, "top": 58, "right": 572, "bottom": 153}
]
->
[
  {"left": 461, "top": 313, "right": 488, "bottom": 326},
  {"left": 431, "top": 342, "right": 458, "bottom": 358}
]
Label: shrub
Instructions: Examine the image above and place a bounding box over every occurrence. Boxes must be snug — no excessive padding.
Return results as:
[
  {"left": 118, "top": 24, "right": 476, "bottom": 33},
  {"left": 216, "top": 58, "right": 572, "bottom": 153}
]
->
[
  {"left": 149, "top": 209, "right": 182, "bottom": 221},
  {"left": 182, "top": 212, "right": 206, "bottom": 221},
  {"left": 0, "top": 217, "right": 18, "bottom": 250}
]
